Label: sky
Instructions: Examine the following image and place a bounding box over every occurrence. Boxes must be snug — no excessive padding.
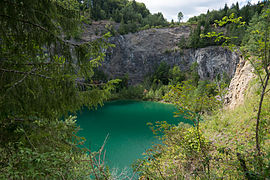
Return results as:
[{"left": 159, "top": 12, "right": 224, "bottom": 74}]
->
[{"left": 136, "top": 0, "right": 260, "bottom": 22}]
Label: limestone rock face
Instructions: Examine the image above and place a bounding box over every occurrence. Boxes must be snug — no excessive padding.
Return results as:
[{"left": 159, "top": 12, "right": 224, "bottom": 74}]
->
[
  {"left": 195, "top": 47, "right": 240, "bottom": 81},
  {"left": 101, "top": 26, "right": 240, "bottom": 84},
  {"left": 224, "top": 58, "right": 255, "bottom": 109}
]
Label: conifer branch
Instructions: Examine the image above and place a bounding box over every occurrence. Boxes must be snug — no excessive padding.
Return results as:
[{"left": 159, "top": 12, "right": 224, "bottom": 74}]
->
[
  {"left": 0, "top": 68, "right": 52, "bottom": 79},
  {"left": 7, "top": 68, "right": 36, "bottom": 90},
  {"left": 0, "top": 68, "right": 108, "bottom": 87},
  {"left": 0, "top": 14, "right": 80, "bottom": 47}
]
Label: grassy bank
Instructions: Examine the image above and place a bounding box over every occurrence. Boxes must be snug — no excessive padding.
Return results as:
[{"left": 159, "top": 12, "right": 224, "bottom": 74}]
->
[{"left": 134, "top": 77, "right": 270, "bottom": 179}]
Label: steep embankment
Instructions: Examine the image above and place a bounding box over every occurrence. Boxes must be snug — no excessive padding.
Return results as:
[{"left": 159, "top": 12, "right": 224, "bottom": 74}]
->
[
  {"left": 80, "top": 23, "right": 240, "bottom": 85},
  {"left": 224, "top": 58, "right": 256, "bottom": 109}
]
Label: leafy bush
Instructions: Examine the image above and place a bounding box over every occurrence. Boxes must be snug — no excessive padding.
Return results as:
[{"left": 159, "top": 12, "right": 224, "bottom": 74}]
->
[
  {"left": 117, "top": 85, "right": 145, "bottom": 99},
  {"left": 0, "top": 116, "right": 110, "bottom": 179}
]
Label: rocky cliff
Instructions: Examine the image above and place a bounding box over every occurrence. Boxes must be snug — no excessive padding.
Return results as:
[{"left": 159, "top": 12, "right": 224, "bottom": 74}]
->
[
  {"left": 224, "top": 58, "right": 255, "bottom": 109},
  {"left": 98, "top": 26, "right": 240, "bottom": 84},
  {"left": 78, "top": 23, "right": 240, "bottom": 85}
]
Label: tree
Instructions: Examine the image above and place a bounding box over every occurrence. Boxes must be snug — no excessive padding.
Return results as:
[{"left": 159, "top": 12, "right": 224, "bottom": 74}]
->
[
  {"left": 223, "top": 3, "right": 229, "bottom": 16},
  {"left": 203, "top": 7, "right": 270, "bottom": 178},
  {"left": 241, "top": 7, "right": 270, "bottom": 162},
  {"left": 169, "top": 66, "right": 186, "bottom": 85},
  {"left": 0, "top": 0, "right": 118, "bottom": 178},
  {"left": 188, "top": 22, "right": 203, "bottom": 48},
  {"left": 151, "top": 62, "right": 170, "bottom": 85},
  {"left": 178, "top": 11, "right": 183, "bottom": 22},
  {"left": 136, "top": 80, "right": 221, "bottom": 179}
]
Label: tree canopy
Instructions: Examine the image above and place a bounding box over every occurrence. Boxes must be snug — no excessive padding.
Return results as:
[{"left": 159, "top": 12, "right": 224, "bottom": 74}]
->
[
  {"left": 185, "top": 1, "right": 270, "bottom": 48},
  {"left": 80, "top": 0, "right": 169, "bottom": 34},
  {"left": 178, "top": 11, "right": 183, "bottom": 22},
  {"left": 0, "top": 0, "right": 118, "bottom": 178}
]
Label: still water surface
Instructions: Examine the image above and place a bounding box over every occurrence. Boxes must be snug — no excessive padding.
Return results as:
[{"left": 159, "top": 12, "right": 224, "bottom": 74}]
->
[{"left": 76, "top": 100, "right": 188, "bottom": 171}]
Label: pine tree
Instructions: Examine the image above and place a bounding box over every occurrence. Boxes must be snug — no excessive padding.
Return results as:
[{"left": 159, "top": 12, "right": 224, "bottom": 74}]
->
[
  {"left": 178, "top": 11, "right": 183, "bottom": 23},
  {"left": 0, "top": 0, "right": 117, "bottom": 178}
]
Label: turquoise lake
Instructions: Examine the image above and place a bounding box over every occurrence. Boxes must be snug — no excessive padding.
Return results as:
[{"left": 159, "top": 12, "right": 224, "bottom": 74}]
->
[{"left": 76, "top": 100, "right": 189, "bottom": 172}]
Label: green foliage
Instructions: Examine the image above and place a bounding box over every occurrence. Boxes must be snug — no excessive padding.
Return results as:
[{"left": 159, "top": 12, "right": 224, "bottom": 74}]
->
[
  {"left": 137, "top": 68, "right": 269, "bottom": 179},
  {"left": 116, "top": 85, "right": 145, "bottom": 100},
  {"left": 186, "top": 1, "right": 270, "bottom": 48},
  {"left": 202, "top": 79, "right": 270, "bottom": 179},
  {"left": 142, "top": 12, "right": 169, "bottom": 27},
  {"left": 80, "top": 0, "right": 168, "bottom": 34},
  {"left": 201, "top": 13, "right": 246, "bottom": 48},
  {"left": 137, "top": 4, "right": 270, "bottom": 180},
  {"left": 0, "top": 116, "right": 94, "bottom": 179},
  {"left": 135, "top": 123, "right": 212, "bottom": 179},
  {"left": 188, "top": 1, "right": 268, "bottom": 25},
  {"left": 204, "top": 4, "right": 270, "bottom": 161},
  {"left": 164, "top": 80, "right": 220, "bottom": 117},
  {"left": 150, "top": 62, "right": 171, "bottom": 85},
  {"left": 178, "top": 12, "right": 183, "bottom": 22},
  {"left": 187, "top": 21, "right": 219, "bottom": 48},
  {"left": 114, "top": 74, "right": 129, "bottom": 91},
  {"left": 189, "top": 62, "right": 200, "bottom": 86},
  {"left": 144, "top": 85, "right": 170, "bottom": 101},
  {"left": 92, "top": 69, "right": 109, "bottom": 82},
  {"left": 178, "top": 36, "right": 187, "bottom": 49},
  {"left": 137, "top": 78, "right": 222, "bottom": 179},
  {"left": 111, "top": 64, "right": 187, "bottom": 101},
  {"left": 119, "top": 19, "right": 138, "bottom": 35},
  {"left": 168, "top": 66, "right": 186, "bottom": 85},
  {"left": 0, "top": 0, "right": 119, "bottom": 178},
  {"left": 242, "top": 8, "right": 270, "bottom": 59}
]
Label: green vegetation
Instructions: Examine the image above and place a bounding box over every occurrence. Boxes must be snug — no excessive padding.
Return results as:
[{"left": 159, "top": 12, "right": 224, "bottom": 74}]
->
[
  {"left": 1, "top": 0, "right": 269, "bottom": 179},
  {"left": 136, "top": 79, "right": 270, "bottom": 179},
  {"left": 0, "top": 0, "right": 118, "bottom": 178},
  {"left": 178, "top": 12, "right": 183, "bottom": 22},
  {"left": 135, "top": 4, "right": 270, "bottom": 179},
  {"left": 79, "top": 0, "right": 169, "bottom": 34},
  {"left": 110, "top": 61, "right": 226, "bottom": 103},
  {"left": 183, "top": 1, "right": 270, "bottom": 48}
]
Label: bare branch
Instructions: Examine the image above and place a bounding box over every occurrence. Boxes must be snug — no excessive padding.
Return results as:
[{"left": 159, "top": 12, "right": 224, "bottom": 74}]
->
[
  {"left": 87, "top": 145, "right": 100, "bottom": 180},
  {"left": 0, "top": 14, "right": 50, "bottom": 33},
  {"left": 99, "top": 134, "right": 109, "bottom": 155},
  {"left": 129, "top": 161, "right": 144, "bottom": 180},
  {"left": 98, "top": 134, "right": 110, "bottom": 179},
  {"left": 1, "top": 62, "right": 62, "bottom": 66},
  {"left": 6, "top": 117, "right": 26, "bottom": 122},
  {"left": 248, "top": 59, "right": 265, "bottom": 89},
  {"left": 76, "top": 81, "right": 106, "bottom": 87},
  {"left": 21, "top": 125, "right": 36, "bottom": 151},
  {"left": 83, "top": 134, "right": 110, "bottom": 179},
  {"left": 0, "top": 68, "right": 52, "bottom": 79},
  {"left": 6, "top": 68, "right": 37, "bottom": 91}
]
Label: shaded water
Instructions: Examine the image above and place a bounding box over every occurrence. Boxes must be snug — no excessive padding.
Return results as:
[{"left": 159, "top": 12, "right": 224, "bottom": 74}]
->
[{"left": 76, "top": 100, "right": 189, "bottom": 172}]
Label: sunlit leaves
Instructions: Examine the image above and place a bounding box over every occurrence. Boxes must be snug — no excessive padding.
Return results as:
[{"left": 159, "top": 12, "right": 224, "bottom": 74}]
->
[
  {"left": 214, "top": 13, "right": 246, "bottom": 27},
  {"left": 164, "top": 80, "right": 220, "bottom": 122}
]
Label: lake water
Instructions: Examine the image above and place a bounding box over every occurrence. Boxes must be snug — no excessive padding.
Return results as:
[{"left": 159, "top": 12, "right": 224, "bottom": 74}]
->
[{"left": 76, "top": 100, "right": 188, "bottom": 174}]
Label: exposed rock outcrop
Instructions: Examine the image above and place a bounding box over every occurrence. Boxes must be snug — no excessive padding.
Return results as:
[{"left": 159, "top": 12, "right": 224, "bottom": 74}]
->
[
  {"left": 100, "top": 27, "right": 240, "bottom": 84},
  {"left": 224, "top": 58, "right": 255, "bottom": 109},
  {"left": 80, "top": 20, "right": 119, "bottom": 42}
]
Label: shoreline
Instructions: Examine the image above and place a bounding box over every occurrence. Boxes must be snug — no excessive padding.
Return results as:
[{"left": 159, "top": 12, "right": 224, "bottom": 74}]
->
[{"left": 106, "top": 98, "right": 173, "bottom": 105}]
